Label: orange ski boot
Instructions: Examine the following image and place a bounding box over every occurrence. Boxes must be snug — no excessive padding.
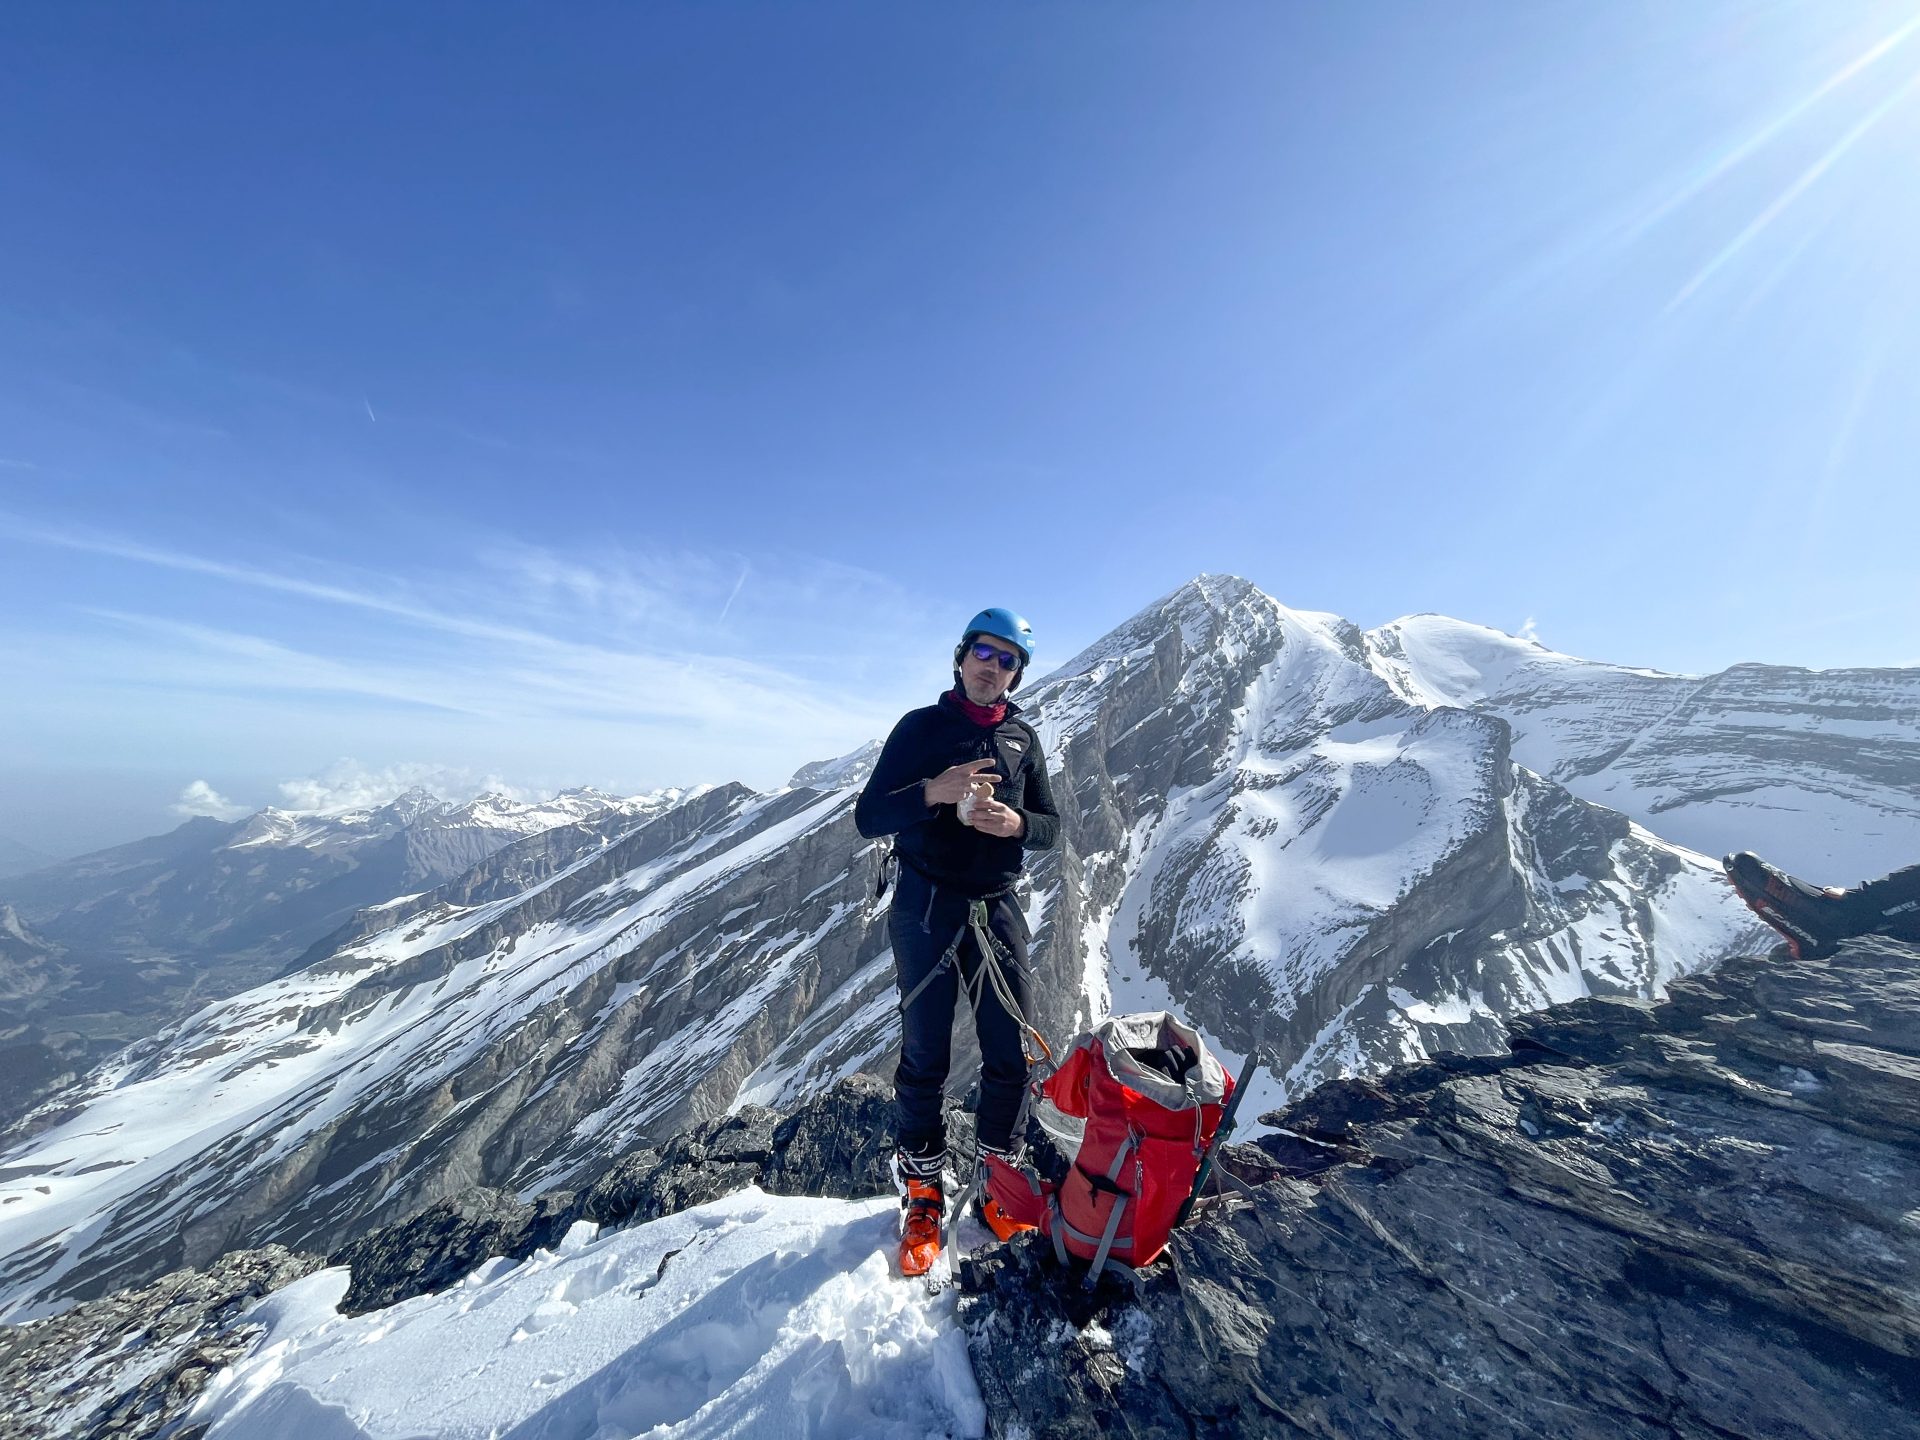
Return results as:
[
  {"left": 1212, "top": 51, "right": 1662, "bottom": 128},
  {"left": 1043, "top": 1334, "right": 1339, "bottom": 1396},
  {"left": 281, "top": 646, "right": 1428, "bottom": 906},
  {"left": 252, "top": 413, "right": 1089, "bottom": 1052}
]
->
[
  {"left": 976, "top": 1189, "right": 1038, "bottom": 1243},
  {"left": 899, "top": 1175, "right": 944, "bottom": 1277}
]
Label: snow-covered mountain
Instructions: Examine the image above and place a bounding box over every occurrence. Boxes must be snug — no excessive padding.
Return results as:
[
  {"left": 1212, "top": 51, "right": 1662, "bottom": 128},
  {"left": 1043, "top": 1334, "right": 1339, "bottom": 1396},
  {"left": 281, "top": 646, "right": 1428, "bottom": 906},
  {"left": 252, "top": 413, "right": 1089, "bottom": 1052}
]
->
[
  {"left": 0, "top": 786, "right": 689, "bottom": 1129},
  {"left": 3, "top": 575, "right": 1912, "bottom": 1323},
  {"left": 1366, "top": 615, "right": 1920, "bottom": 882},
  {"left": 19, "top": 935, "right": 1916, "bottom": 1440},
  {"left": 1, "top": 787, "right": 689, "bottom": 974}
]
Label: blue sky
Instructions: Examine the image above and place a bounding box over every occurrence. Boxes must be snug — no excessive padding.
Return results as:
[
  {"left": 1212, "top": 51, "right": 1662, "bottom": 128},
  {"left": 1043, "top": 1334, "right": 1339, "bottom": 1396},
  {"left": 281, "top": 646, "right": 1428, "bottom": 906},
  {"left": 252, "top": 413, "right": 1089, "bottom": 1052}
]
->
[{"left": 3, "top": 2, "right": 1918, "bottom": 856}]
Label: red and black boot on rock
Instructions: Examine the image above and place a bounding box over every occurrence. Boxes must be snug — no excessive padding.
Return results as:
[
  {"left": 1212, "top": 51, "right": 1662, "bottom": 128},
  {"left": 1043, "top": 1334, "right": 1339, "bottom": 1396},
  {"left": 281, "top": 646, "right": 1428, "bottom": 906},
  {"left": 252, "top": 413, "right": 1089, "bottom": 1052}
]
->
[{"left": 1723, "top": 851, "right": 1855, "bottom": 960}]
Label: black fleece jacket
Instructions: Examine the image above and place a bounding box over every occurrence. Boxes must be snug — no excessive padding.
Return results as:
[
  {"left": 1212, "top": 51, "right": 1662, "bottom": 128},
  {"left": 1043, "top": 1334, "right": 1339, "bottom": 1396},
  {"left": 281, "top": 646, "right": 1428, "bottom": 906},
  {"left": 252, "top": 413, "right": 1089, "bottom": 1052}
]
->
[{"left": 854, "top": 690, "right": 1060, "bottom": 898}]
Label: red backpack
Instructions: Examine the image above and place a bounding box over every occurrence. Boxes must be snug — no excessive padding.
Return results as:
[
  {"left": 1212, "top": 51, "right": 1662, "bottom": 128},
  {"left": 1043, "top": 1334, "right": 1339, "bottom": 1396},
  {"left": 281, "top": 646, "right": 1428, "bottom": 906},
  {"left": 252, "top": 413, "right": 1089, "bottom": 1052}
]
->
[{"left": 983, "top": 1011, "right": 1234, "bottom": 1279}]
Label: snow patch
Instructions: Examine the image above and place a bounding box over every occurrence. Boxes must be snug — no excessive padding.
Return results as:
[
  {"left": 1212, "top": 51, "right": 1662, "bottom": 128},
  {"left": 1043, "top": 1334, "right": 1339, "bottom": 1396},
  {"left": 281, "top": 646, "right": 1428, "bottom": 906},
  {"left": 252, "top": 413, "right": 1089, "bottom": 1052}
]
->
[{"left": 196, "top": 1189, "right": 984, "bottom": 1440}]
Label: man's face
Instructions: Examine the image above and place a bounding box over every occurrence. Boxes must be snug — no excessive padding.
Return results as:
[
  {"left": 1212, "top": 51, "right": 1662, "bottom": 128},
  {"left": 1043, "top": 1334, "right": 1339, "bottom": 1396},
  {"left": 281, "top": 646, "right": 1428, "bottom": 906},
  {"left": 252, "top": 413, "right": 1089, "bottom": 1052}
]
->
[{"left": 960, "top": 633, "right": 1023, "bottom": 704}]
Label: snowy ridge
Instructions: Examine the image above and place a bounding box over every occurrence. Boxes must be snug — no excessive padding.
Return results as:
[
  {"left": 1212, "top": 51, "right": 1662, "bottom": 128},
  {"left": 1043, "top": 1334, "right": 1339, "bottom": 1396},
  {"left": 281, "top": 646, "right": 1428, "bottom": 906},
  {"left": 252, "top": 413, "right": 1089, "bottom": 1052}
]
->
[
  {"left": 0, "top": 778, "right": 699, "bottom": 1108},
  {"left": 0, "top": 782, "right": 896, "bottom": 1320},
  {"left": 192, "top": 1189, "right": 984, "bottom": 1440},
  {"left": 1033, "top": 582, "right": 1759, "bottom": 1098},
  {"left": 1364, "top": 614, "right": 1920, "bottom": 880},
  {"left": 3, "top": 574, "right": 1906, "bottom": 1323}
]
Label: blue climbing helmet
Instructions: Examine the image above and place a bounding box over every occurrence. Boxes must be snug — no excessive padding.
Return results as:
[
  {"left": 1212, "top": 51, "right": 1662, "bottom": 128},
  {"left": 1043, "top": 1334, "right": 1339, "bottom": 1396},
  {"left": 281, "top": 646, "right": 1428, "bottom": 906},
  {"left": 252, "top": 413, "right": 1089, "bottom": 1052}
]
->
[{"left": 957, "top": 607, "right": 1035, "bottom": 672}]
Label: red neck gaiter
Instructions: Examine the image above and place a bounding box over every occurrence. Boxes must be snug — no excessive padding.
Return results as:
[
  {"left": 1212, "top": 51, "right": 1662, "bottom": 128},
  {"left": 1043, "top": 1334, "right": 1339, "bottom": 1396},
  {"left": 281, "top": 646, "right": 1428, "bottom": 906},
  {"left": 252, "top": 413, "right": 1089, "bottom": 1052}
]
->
[{"left": 948, "top": 686, "right": 1007, "bottom": 728}]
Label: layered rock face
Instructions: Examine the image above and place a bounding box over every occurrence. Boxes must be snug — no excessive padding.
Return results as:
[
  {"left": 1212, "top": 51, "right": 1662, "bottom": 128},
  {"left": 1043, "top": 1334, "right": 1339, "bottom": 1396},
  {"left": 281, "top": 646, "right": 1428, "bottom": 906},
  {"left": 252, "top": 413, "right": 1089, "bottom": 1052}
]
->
[
  {"left": 1366, "top": 615, "right": 1920, "bottom": 882},
  {"left": 0, "top": 788, "right": 683, "bottom": 1129},
  {"left": 0, "top": 782, "right": 877, "bottom": 1317},
  {"left": 963, "top": 934, "right": 1920, "bottom": 1439},
  {"left": 14, "top": 576, "right": 1919, "bottom": 1326},
  {"left": 1028, "top": 581, "right": 1758, "bottom": 1095},
  {"left": 5, "top": 576, "right": 1864, "bottom": 1321}
]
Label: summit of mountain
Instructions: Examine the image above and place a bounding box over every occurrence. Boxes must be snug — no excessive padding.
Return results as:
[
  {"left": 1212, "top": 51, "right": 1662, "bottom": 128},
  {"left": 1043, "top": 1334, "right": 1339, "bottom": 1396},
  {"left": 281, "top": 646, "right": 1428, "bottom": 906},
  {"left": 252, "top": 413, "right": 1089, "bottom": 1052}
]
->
[
  {"left": 0, "top": 574, "right": 1911, "bottom": 1322},
  {"left": 15, "top": 934, "right": 1916, "bottom": 1440}
]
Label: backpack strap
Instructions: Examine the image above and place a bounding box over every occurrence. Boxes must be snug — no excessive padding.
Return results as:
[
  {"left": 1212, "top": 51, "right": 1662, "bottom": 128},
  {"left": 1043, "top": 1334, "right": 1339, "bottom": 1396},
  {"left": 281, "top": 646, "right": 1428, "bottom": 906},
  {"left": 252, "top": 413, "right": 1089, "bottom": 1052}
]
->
[
  {"left": 1050, "top": 1195, "right": 1073, "bottom": 1268},
  {"left": 1084, "top": 1134, "right": 1136, "bottom": 1287}
]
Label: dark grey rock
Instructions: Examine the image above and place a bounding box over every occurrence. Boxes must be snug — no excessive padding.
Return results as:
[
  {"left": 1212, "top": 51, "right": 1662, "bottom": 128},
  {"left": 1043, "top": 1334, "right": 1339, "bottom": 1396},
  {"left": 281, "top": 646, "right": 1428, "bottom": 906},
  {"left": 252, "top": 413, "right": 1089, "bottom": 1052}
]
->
[
  {"left": 762, "top": 1070, "right": 895, "bottom": 1199},
  {"left": 331, "top": 1185, "right": 581, "bottom": 1317},
  {"left": 574, "top": 1105, "right": 778, "bottom": 1229},
  {"left": 0, "top": 1244, "right": 319, "bottom": 1440},
  {"left": 961, "top": 936, "right": 1920, "bottom": 1439},
  {"left": 330, "top": 1075, "right": 898, "bottom": 1319}
]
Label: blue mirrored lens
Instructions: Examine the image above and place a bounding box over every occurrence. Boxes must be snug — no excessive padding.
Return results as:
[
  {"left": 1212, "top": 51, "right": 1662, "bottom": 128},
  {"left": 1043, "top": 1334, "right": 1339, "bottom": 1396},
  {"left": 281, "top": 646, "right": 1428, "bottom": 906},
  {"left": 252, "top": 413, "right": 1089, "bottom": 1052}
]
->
[{"left": 971, "top": 643, "right": 1019, "bottom": 670}]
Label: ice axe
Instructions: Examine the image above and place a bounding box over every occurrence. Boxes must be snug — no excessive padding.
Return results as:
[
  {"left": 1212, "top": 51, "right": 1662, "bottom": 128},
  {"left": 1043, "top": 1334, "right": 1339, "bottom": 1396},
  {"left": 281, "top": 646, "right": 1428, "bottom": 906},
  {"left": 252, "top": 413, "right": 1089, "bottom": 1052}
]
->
[{"left": 1174, "top": 1024, "right": 1267, "bottom": 1228}]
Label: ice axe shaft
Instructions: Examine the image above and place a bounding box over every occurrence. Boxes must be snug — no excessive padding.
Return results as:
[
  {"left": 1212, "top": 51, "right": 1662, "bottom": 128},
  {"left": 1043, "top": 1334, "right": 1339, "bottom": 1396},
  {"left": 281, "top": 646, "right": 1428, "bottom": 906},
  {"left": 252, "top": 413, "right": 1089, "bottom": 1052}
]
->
[{"left": 1175, "top": 1047, "right": 1262, "bottom": 1229}]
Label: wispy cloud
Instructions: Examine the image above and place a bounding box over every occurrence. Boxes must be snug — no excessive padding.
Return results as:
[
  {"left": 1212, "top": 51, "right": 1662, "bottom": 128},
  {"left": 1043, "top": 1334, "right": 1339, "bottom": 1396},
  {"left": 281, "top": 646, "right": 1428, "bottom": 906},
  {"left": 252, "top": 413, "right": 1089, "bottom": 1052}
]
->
[
  {"left": 0, "top": 458, "right": 37, "bottom": 472},
  {"left": 277, "top": 760, "right": 532, "bottom": 813},
  {"left": 5, "top": 515, "right": 589, "bottom": 652},
  {"left": 4, "top": 514, "right": 938, "bottom": 790},
  {"left": 172, "top": 780, "right": 248, "bottom": 821},
  {"left": 81, "top": 610, "right": 489, "bottom": 715},
  {"left": 717, "top": 562, "right": 750, "bottom": 625}
]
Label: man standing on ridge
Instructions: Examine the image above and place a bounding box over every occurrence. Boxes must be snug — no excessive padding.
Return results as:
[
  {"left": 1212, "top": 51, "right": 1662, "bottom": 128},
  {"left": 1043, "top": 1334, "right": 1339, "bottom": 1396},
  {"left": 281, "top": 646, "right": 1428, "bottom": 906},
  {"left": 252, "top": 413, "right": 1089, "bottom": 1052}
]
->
[{"left": 855, "top": 607, "right": 1061, "bottom": 1277}]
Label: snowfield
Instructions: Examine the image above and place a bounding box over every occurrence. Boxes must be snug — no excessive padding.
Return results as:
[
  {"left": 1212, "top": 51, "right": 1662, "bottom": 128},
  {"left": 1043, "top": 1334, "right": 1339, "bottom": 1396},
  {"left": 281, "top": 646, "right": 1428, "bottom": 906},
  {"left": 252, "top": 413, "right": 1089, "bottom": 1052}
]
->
[
  {"left": 194, "top": 1189, "right": 985, "bottom": 1440},
  {"left": 0, "top": 575, "right": 1908, "bottom": 1332}
]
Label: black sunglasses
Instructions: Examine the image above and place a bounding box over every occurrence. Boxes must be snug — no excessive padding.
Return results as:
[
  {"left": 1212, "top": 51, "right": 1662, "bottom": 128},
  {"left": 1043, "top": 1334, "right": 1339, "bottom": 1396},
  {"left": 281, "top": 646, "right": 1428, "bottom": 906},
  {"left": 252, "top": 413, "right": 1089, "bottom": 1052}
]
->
[{"left": 969, "top": 641, "right": 1022, "bottom": 671}]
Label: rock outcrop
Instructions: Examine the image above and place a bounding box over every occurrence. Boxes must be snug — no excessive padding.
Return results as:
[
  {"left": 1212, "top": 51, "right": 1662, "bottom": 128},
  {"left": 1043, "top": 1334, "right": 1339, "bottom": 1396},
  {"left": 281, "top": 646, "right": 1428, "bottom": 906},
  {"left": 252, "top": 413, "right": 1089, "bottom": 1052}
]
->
[
  {"left": 332, "top": 1071, "right": 899, "bottom": 1316},
  {"left": 961, "top": 935, "right": 1920, "bottom": 1438},
  {"left": 6, "top": 935, "right": 1916, "bottom": 1439},
  {"left": 15, "top": 578, "right": 1904, "bottom": 1323},
  {"left": 0, "top": 1245, "right": 320, "bottom": 1440}
]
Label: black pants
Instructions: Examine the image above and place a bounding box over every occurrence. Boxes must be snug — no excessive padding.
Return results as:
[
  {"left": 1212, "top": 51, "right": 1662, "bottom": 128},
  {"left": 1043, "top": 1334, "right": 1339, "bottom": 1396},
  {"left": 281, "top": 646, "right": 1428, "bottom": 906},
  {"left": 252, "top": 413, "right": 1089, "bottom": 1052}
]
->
[
  {"left": 1856, "top": 863, "right": 1920, "bottom": 937},
  {"left": 890, "top": 863, "right": 1034, "bottom": 1158}
]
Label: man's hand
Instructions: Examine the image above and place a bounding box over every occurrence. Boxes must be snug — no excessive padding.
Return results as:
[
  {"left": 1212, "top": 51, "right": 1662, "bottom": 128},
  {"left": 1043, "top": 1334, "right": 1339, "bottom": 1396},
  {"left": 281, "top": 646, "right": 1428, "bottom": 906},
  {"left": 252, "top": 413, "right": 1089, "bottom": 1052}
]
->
[
  {"left": 924, "top": 758, "right": 1001, "bottom": 806},
  {"left": 967, "top": 799, "right": 1025, "bottom": 838}
]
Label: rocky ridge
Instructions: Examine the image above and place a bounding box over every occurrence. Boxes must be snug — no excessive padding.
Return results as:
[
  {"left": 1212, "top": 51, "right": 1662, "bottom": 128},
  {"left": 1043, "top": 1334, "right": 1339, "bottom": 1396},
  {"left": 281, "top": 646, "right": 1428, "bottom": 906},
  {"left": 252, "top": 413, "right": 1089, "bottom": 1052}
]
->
[
  {"left": 0, "top": 787, "right": 686, "bottom": 1131},
  {"left": 0, "top": 1075, "right": 903, "bottom": 1440},
  {"left": 0, "top": 1245, "right": 319, "bottom": 1440},
  {"left": 6, "top": 576, "right": 1872, "bottom": 1320},
  {"left": 962, "top": 933, "right": 1920, "bottom": 1438},
  {"left": 8, "top": 934, "right": 1915, "bottom": 1439}
]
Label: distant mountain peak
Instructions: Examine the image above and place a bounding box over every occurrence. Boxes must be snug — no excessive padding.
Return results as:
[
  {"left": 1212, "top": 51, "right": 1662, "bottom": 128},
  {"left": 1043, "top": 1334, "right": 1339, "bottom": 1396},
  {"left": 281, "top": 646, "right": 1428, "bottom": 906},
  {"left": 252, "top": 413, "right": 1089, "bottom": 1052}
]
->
[
  {"left": 4, "top": 578, "right": 1915, "bottom": 1326},
  {"left": 379, "top": 787, "right": 447, "bottom": 824}
]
